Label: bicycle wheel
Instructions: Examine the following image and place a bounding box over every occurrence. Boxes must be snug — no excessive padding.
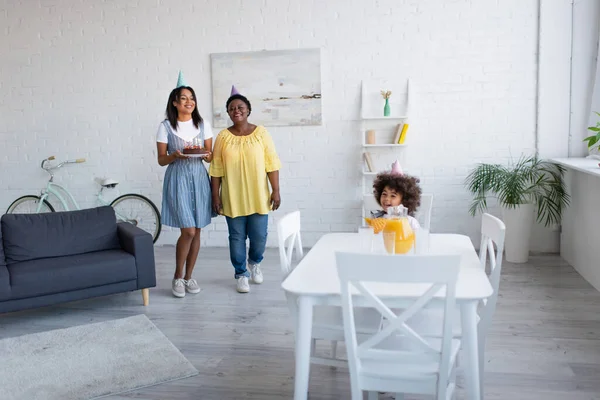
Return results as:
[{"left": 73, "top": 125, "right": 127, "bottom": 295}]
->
[
  {"left": 7, "top": 195, "right": 55, "bottom": 214},
  {"left": 110, "top": 193, "right": 161, "bottom": 243}
]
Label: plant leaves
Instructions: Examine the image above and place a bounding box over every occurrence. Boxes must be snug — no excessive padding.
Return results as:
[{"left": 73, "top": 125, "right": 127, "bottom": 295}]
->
[{"left": 465, "top": 155, "right": 569, "bottom": 225}]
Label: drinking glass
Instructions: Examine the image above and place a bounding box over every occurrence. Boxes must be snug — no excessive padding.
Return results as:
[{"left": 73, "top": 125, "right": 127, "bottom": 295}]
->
[{"left": 382, "top": 231, "right": 396, "bottom": 254}]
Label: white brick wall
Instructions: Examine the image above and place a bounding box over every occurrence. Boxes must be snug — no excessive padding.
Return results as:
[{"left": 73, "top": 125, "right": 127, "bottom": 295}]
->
[{"left": 0, "top": 0, "right": 554, "bottom": 249}]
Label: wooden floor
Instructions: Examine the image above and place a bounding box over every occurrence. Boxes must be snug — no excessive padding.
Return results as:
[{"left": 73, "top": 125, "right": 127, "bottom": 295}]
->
[{"left": 1, "top": 246, "right": 600, "bottom": 400}]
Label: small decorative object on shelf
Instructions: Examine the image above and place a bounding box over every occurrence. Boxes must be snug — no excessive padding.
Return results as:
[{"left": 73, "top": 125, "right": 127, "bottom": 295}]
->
[
  {"left": 380, "top": 90, "right": 392, "bottom": 116},
  {"left": 366, "top": 129, "right": 376, "bottom": 144}
]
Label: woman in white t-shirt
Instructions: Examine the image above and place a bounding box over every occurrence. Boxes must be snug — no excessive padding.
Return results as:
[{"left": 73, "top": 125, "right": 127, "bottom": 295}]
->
[{"left": 156, "top": 85, "right": 214, "bottom": 298}]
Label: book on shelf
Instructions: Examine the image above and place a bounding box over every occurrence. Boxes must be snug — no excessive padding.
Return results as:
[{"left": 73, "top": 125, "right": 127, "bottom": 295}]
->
[
  {"left": 392, "top": 123, "right": 403, "bottom": 144},
  {"left": 398, "top": 123, "right": 409, "bottom": 144},
  {"left": 363, "top": 152, "right": 374, "bottom": 172}
]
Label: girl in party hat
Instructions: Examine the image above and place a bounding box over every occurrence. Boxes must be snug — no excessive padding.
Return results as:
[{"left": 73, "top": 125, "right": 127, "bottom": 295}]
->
[{"left": 371, "top": 160, "right": 422, "bottom": 231}]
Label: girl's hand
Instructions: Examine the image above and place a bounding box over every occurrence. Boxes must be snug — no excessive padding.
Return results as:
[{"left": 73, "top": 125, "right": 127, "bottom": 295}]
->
[
  {"left": 212, "top": 195, "right": 223, "bottom": 215},
  {"left": 270, "top": 191, "right": 281, "bottom": 211}
]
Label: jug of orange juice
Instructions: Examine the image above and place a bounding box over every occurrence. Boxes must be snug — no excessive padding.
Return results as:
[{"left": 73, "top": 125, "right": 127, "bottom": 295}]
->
[{"left": 383, "top": 205, "right": 415, "bottom": 254}]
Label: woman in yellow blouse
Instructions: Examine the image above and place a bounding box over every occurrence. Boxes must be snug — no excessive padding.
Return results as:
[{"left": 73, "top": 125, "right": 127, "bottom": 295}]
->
[{"left": 209, "top": 91, "right": 281, "bottom": 293}]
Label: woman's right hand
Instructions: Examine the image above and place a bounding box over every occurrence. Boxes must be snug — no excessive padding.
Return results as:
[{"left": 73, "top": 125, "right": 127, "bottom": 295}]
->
[
  {"left": 172, "top": 150, "right": 189, "bottom": 160},
  {"left": 212, "top": 195, "right": 223, "bottom": 215}
]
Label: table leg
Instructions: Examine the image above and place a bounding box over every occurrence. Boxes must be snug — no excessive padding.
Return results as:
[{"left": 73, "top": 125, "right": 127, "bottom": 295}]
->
[
  {"left": 461, "top": 301, "right": 481, "bottom": 400},
  {"left": 294, "top": 296, "right": 314, "bottom": 400}
]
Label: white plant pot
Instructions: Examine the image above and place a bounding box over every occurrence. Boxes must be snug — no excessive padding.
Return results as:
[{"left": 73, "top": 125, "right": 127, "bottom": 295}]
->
[{"left": 501, "top": 204, "right": 535, "bottom": 263}]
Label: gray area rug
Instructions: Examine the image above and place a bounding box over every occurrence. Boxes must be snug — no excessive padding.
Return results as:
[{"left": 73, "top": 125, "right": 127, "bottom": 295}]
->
[{"left": 0, "top": 314, "right": 199, "bottom": 400}]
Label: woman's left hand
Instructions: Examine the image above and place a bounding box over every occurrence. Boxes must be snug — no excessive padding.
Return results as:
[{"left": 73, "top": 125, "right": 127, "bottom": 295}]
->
[
  {"left": 201, "top": 151, "right": 213, "bottom": 162},
  {"left": 270, "top": 191, "right": 281, "bottom": 211}
]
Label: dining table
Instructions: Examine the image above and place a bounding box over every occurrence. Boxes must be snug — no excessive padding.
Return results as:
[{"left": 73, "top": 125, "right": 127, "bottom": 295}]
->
[{"left": 281, "top": 232, "right": 493, "bottom": 400}]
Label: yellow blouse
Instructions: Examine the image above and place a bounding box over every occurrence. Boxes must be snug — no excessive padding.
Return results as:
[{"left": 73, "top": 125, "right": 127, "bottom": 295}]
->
[{"left": 209, "top": 125, "right": 281, "bottom": 218}]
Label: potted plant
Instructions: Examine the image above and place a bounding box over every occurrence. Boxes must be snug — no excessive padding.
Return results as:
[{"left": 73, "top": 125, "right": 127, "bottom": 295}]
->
[
  {"left": 583, "top": 111, "right": 600, "bottom": 159},
  {"left": 464, "top": 155, "right": 570, "bottom": 263}
]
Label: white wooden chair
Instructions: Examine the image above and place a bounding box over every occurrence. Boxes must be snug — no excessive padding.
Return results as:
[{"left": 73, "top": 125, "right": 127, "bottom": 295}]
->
[
  {"left": 408, "top": 212, "right": 505, "bottom": 397},
  {"left": 335, "top": 252, "right": 462, "bottom": 400},
  {"left": 475, "top": 212, "right": 506, "bottom": 381},
  {"left": 362, "top": 194, "right": 380, "bottom": 222},
  {"left": 414, "top": 193, "right": 433, "bottom": 231},
  {"left": 277, "top": 211, "right": 382, "bottom": 368}
]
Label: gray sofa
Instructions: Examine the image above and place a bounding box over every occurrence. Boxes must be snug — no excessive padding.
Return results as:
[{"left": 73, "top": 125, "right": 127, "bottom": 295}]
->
[{"left": 0, "top": 206, "right": 156, "bottom": 314}]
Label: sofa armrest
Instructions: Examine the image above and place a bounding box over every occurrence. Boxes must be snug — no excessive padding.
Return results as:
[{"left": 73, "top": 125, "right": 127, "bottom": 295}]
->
[{"left": 117, "top": 222, "right": 156, "bottom": 290}]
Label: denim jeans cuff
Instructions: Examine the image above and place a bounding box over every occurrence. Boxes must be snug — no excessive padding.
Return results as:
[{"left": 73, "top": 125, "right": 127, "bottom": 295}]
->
[{"left": 235, "top": 271, "right": 250, "bottom": 279}]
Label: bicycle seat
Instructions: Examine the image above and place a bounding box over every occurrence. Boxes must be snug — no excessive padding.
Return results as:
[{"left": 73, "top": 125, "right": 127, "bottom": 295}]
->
[{"left": 95, "top": 177, "right": 119, "bottom": 188}]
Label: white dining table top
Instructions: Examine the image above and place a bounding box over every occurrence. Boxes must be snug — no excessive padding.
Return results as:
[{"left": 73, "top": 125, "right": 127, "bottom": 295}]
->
[{"left": 281, "top": 233, "right": 493, "bottom": 301}]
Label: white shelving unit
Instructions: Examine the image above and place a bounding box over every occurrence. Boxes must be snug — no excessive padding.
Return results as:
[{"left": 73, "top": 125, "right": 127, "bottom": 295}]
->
[{"left": 360, "top": 78, "right": 412, "bottom": 225}]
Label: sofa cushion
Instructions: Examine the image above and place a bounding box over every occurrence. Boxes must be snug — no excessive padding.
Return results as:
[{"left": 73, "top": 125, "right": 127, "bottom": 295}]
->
[
  {"left": 1, "top": 206, "right": 120, "bottom": 264},
  {"left": 7, "top": 249, "right": 137, "bottom": 300}
]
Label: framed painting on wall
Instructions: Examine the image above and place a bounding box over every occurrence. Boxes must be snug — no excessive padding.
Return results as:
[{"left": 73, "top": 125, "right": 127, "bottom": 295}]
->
[{"left": 210, "top": 48, "right": 322, "bottom": 128}]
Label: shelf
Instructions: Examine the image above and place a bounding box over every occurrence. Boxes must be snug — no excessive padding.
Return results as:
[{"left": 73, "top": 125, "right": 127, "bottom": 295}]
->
[
  {"left": 551, "top": 157, "right": 600, "bottom": 178},
  {"left": 361, "top": 115, "right": 408, "bottom": 120},
  {"left": 363, "top": 144, "right": 407, "bottom": 147}
]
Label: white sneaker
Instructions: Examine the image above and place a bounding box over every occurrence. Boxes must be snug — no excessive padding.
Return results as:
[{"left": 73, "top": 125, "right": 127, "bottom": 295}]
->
[
  {"left": 172, "top": 278, "right": 186, "bottom": 298},
  {"left": 184, "top": 278, "right": 201, "bottom": 294},
  {"left": 236, "top": 276, "right": 250, "bottom": 293},
  {"left": 249, "top": 263, "right": 264, "bottom": 284}
]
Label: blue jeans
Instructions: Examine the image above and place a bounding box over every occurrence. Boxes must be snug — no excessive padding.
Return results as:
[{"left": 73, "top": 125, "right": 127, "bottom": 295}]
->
[{"left": 225, "top": 213, "right": 269, "bottom": 279}]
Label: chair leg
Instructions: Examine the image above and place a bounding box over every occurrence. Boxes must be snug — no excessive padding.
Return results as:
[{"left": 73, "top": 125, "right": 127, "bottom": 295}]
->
[
  {"left": 329, "top": 340, "right": 338, "bottom": 370},
  {"left": 330, "top": 340, "right": 338, "bottom": 358},
  {"left": 311, "top": 338, "right": 317, "bottom": 356},
  {"left": 141, "top": 288, "right": 149, "bottom": 306},
  {"left": 479, "top": 335, "right": 486, "bottom": 399}
]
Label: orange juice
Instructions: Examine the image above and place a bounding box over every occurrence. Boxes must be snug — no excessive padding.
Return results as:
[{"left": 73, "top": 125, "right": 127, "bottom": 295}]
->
[
  {"left": 382, "top": 205, "right": 415, "bottom": 254},
  {"left": 383, "top": 218, "right": 415, "bottom": 254}
]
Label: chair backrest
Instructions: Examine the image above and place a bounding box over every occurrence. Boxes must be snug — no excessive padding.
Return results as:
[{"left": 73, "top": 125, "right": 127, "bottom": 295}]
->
[
  {"left": 335, "top": 252, "right": 460, "bottom": 391},
  {"left": 414, "top": 193, "right": 433, "bottom": 231},
  {"left": 276, "top": 211, "right": 304, "bottom": 280},
  {"left": 362, "top": 194, "right": 380, "bottom": 219},
  {"left": 477, "top": 213, "right": 506, "bottom": 336}
]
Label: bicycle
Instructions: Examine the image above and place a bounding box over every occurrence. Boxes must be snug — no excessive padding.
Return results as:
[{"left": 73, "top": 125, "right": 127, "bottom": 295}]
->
[{"left": 6, "top": 156, "right": 162, "bottom": 243}]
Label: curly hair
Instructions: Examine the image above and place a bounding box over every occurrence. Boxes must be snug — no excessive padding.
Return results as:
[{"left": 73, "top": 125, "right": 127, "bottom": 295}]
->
[{"left": 372, "top": 172, "right": 422, "bottom": 216}]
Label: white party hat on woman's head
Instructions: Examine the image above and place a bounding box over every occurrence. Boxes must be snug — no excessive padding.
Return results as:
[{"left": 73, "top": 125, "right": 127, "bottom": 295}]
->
[
  {"left": 231, "top": 85, "right": 240, "bottom": 96},
  {"left": 176, "top": 70, "right": 187, "bottom": 88},
  {"left": 391, "top": 160, "right": 403, "bottom": 175}
]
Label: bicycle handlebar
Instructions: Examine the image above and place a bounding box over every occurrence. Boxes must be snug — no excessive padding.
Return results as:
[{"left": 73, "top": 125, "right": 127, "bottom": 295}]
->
[{"left": 41, "top": 156, "right": 86, "bottom": 171}]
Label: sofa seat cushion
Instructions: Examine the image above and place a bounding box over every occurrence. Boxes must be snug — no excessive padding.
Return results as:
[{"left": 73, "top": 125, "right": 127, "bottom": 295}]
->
[
  {"left": 7, "top": 250, "right": 137, "bottom": 300},
  {"left": 1, "top": 206, "right": 120, "bottom": 264}
]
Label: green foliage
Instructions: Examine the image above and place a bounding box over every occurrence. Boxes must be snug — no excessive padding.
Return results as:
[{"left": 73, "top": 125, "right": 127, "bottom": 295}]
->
[
  {"left": 583, "top": 111, "right": 600, "bottom": 149},
  {"left": 464, "top": 155, "right": 570, "bottom": 227}
]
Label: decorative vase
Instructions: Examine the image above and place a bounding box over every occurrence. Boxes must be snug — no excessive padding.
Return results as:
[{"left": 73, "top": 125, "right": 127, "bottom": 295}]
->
[
  {"left": 366, "top": 130, "right": 376, "bottom": 144},
  {"left": 384, "top": 98, "right": 390, "bottom": 117},
  {"left": 502, "top": 204, "right": 535, "bottom": 263}
]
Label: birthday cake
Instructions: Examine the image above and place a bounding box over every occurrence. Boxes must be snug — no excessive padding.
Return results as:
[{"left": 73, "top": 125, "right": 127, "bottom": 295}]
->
[{"left": 182, "top": 146, "right": 209, "bottom": 155}]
